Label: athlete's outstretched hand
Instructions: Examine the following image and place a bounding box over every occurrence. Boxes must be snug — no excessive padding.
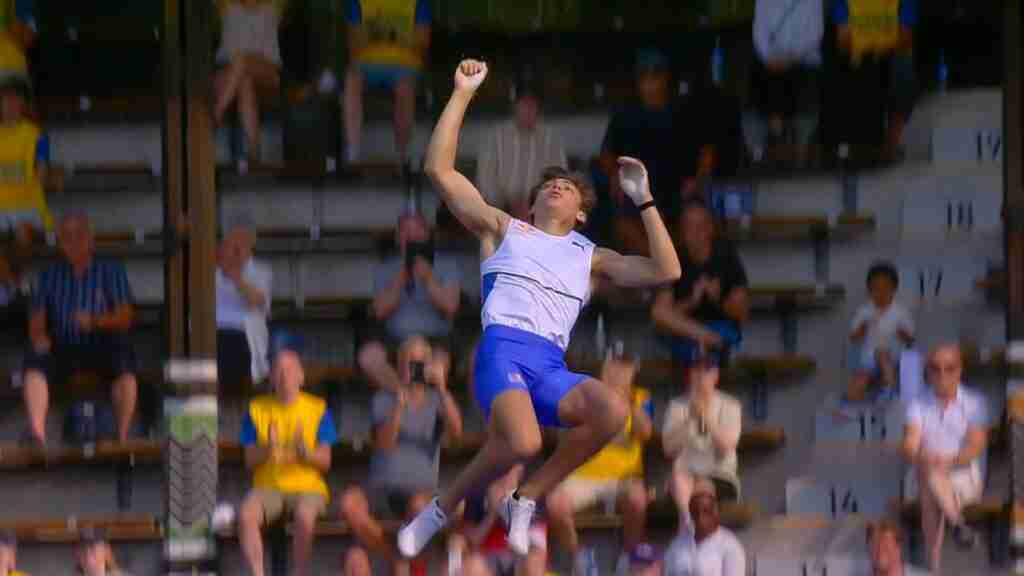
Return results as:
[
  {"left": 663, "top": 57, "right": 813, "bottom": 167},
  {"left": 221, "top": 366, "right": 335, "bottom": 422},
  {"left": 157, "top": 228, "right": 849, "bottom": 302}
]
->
[
  {"left": 617, "top": 156, "right": 654, "bottom": 206},
  {"left": 455, "top": 59, "right": 488, "bottom": 93}
]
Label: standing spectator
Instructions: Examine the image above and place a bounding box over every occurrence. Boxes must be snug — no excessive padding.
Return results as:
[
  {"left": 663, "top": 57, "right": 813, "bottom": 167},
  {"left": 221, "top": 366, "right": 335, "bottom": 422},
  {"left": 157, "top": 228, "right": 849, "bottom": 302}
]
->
[
  {"left": 448, "top": 464, "right": 548, "bottom": 576},
  {"left": 23, "top": 214, "right": 137, "bottom": 445},
  {"left": 831, "top": 0, "right": 917, "bottom": 161},
  {"left": 546, "top": 355, "right": 652, "bottom": 576},
  {"left": 652, "top": 200, "right": 749, "bottom": 367},
  {"left": 0, "top": 530, "right": 26, "bottom": 576},
  {"left": 341, "top": 547, "right": 372, "bottom": 576},
  {"left": 475, "top": 74, "right": 567, "bottom": 222},
  {"left": 845, "top": 261, "right": 914, "bottom": 403},
  {"left": 238, "top": 333, "right": 337, "bottom": 576},
  {"left": 866, "top": 520, "right": 931, "bottom": 576},
  {"left": 902, "top": 344, "right": 988, "bottom": 574},
  {"left": 752, "top": 0, "right": 824, "bottom": 167},
  {"left": 213, "top": 0, "right": 285, "bottom": 163},
  {"left": 357, "top": 213, "right": 461, "bottom": 391},
  {"left": 74, "top": 528, "right": 134, "bottom": 576},
  {"left": 597, "top": 48, "right": 680, "bottom": 252},
  {"left": 339, "top": 336, "right": 462, "bottom": 573},
  {"left": 217, "top": 224, "right": 272, "bottom": 392},
  {"left": 661, "top": 479, "right": 746, "bottom": 576},
  {"left": 662, "top": 350, "right": 743, "bottom": 511},
  {"left": 343, "top": 0, "right": 431, "bottom": 165}
]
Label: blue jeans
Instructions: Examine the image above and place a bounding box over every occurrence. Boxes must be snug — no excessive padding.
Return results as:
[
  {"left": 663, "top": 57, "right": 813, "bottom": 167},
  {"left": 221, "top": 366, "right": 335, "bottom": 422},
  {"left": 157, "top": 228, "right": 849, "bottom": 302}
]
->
[{"left": 668, "top": 320, "right": 742, "bottom": 366}]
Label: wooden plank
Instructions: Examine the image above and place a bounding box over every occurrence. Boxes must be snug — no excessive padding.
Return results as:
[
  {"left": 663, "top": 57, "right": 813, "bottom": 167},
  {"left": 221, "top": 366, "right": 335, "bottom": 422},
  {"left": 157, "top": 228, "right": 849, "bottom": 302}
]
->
[
  {"left": 900, "top": 497, "right": 1003, "bottom": 524},
  {"left": 597, "top": 284, "right": 845, "bottom": 315},
  {"left": 0, "top": 514, "right": 161, "bottom": 543}
]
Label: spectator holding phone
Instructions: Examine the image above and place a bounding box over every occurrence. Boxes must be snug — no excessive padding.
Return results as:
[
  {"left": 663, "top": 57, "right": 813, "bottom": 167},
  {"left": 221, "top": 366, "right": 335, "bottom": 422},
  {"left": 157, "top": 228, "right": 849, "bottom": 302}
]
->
[
  {"left": 340, "top": 336, "right": 462, "bottom": 573},
  {"left": 357, "top": 212, "right": 462, "bottom": 391}
]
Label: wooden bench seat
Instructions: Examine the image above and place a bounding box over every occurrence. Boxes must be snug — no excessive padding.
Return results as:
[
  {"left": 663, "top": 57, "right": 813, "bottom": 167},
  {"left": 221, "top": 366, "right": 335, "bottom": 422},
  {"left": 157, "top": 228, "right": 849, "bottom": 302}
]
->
[
  {"left": 899, "top": 497, "right": 1003, "bottom": 525},
  {"left": 0, "top": 513, "right": 161, "bottom": 543}
]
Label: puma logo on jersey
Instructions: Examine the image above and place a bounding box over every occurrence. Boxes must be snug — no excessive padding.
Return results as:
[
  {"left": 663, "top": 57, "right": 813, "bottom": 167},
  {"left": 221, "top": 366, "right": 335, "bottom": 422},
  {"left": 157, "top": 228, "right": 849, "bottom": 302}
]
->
[
  {"left": 571, "top": 241, "right": 587, "bottom": 251},
  {"left": 507, "top": 372, "right": 524, "bottom": 384}
]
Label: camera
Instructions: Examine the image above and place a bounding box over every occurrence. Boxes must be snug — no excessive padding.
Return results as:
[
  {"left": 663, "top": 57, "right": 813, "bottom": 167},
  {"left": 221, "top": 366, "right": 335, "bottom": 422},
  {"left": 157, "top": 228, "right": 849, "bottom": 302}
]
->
[
  {"left": 405, "top": 240, "right": 435, "bottom": 271},
  {"left": 410, "top": 361, "right": 426, "bottom": 385}
]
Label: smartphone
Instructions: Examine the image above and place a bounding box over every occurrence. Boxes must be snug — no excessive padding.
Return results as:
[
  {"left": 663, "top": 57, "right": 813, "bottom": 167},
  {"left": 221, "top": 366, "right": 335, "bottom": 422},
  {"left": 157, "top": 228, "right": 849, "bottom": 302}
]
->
[
  {"left": 405, "top": 240, "right": 435, "bottom": 271},
  {"left": 410, "top": 361, "right": 426, "bottom": 384}
]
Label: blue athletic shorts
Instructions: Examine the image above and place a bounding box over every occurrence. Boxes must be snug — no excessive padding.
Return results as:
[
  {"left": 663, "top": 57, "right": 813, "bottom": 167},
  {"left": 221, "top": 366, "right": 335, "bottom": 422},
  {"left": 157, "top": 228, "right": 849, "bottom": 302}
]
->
[
  {"left": 474, "top": 325, "right": 589, "bottom": 428},
  {"left": 359, "top": 63, "right": 419, "bottom": 89}
]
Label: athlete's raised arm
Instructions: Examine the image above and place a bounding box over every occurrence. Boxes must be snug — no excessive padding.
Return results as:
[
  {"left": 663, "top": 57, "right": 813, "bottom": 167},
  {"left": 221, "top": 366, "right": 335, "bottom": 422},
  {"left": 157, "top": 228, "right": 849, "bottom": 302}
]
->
[
  {"left": 592, "top": 157, "right": 681, "bottom": 287},
  {"left": 425, "top": 59, "right": 510, "bottom": 243}
]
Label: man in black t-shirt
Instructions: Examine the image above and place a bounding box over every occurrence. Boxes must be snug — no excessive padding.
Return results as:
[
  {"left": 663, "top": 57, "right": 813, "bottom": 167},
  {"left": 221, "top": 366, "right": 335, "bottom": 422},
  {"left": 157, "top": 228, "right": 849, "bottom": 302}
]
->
[{"left": 652, "top": 200, "right": 749, "bottom": 366}]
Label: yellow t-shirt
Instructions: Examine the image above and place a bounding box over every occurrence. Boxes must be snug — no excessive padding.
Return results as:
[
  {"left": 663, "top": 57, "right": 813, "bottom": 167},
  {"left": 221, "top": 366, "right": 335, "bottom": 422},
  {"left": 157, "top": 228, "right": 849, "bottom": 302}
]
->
[
  {"left": 848, "top": 0, "right": 901, "bottom": 60},
  {"left": 244, "top": 392, "right": 336, "bottom": 499},
  {"left": 354, "top": 0, "right": 425, "bottom": 71},
  {"left": 0, "top": 0, "right": 27, "bottom": 74},
  {"left": 572, "top": 388, "right": 652, "bottom": 481},
  {"left": 0, "top": 120, "right": 51, "bottom": 230}
]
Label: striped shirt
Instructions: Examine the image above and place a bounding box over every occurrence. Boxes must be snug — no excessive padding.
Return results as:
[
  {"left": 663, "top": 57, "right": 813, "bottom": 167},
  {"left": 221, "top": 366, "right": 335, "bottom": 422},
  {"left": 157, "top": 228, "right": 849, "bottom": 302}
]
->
[{"left": 32, "top": 258, "right": 134, "bottom": 346}]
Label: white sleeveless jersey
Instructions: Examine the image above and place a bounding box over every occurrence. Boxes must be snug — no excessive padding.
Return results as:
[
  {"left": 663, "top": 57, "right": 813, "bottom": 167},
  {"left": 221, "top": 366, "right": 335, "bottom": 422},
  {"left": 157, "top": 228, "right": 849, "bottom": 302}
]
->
[{"left": 480, "top": 219, "right": 595, "bottom": 350}]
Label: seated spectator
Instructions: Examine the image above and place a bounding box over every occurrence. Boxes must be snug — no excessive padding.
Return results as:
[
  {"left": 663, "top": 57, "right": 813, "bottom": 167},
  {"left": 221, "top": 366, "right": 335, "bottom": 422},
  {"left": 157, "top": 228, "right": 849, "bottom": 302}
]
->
[
  {"left": 339, "top": 336, "right": 462, "bottom": 573},
  {"left": 597, "top": 48, "right": 681, "bottom": 252},
  {"left": 752, "top": 0, "right": 824, "bottom": 167},
  {"left": 238, "top": 333, "right": 337, "bottom": 576},
  {"left": 0, "top": 530, "right": 26, "bottom": 576},
  {"left": 343, "top": 0, "right": 431, "bottom": 165},
  {"left": 846, "top": 261, "right": 914, "bottom": 403},
  {"left": 341, "top": 546, "right": 372, "bottom": 576},
  {"left": 866, "top": 519, "right": 930, "bottom": 576},
  {"left": 0, "top": 0, "right": 36, "bottom": 91},
  {"left": 662, "top": 479, "right": 746, "bottom": 576},
  {"left": 475, "top": 73, "right": 567, "bottom": 221},
  {"left": 448, "top": 464, "right": 547, "bottom": 576},
  {"left": 546, "top": 354, "right": 652, "bottom": 576},
  {"left": 357, "top": 213, "right": 461, "bottom": 390},
  {"left": 902, "top": 344, "right": 989, "bottom": 574},
  {"left": 23, "top": 214, "right": 136, "bottom": 444},
  {"left": 652, "top": 200, "right": 749, "bottom": 367},
  {"left": 831, "top": 0, "right": 917, "bottom": 161},
  {"left": 0, "top": 73, "right": 53, "bottom": 279},
  {"left": 662, "top": 350, "right": 742, "bottom": 507},
  {"left": 213, "top": 0, "right": 285, "bottom": 163},
  {"left": 74, "top": 527, "right": 134, "bottom": 576},
  {"left": 217, "top": 224, "right": 271, "bottom": 392}
]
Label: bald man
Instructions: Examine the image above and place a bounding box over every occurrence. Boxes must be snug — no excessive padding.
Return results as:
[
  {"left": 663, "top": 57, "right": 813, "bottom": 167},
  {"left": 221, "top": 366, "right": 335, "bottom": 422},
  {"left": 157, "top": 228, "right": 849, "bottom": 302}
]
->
[
  {"left": 23, "top": 214, "right": 137, "bottom": 444},
  {"left": 902, "top": 344, "right": 989, "bottom": 574}
]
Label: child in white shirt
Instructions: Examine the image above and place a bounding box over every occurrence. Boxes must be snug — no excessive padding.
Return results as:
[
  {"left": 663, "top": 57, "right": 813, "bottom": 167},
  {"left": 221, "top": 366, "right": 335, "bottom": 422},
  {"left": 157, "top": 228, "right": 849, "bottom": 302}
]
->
[{"left": 846, "top": 261, "right": 914, "bottom": 402}]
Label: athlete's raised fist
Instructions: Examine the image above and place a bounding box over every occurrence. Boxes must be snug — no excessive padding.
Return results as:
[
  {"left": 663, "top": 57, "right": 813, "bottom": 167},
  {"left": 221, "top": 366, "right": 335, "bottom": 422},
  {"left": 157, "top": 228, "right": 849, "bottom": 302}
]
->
[
  {"left": 617, "top": 156, "right": 653, "bottom": 206},
  {"left": 455, "top": 59, "right": 488, "bottom": 93}
]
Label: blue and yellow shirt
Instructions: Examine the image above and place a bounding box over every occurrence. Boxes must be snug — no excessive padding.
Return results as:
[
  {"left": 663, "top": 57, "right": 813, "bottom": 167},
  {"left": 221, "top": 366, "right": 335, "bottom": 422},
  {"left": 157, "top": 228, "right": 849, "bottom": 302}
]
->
[
  {"left": 0, "top": 120, "right": 50, "bottom": 229},
  {"left": 240, "top": 392, "right": 338, "bottom": 498},
  {"left": 572, "top": 388, "right": 652, "bottom": 481},
  {"left": 0, "top": 0, "right": 33, "bottom": 74},
  {"left": 347, "top": 0, "right": 431, "bottom": 71},
  {"left": 832, "top": 0, "right": 917, "bottom": 60}
]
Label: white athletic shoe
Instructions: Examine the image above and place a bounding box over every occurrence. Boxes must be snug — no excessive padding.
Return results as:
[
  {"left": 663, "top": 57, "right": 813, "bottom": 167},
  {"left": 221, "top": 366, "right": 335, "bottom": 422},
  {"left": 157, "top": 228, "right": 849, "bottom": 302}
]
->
[
  {"left": 397, "top": 497, "right": 447, "bottom": 558},
  {"left": 499, "top": 492, "right": 537, "bottom": 556}
]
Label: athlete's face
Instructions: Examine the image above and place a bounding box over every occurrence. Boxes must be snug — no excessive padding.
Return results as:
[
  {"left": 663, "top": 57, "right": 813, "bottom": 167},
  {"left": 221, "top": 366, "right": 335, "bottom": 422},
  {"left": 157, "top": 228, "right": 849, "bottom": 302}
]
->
[{"left": 533, "top": 177, "right": 585, "bottom": 227}]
